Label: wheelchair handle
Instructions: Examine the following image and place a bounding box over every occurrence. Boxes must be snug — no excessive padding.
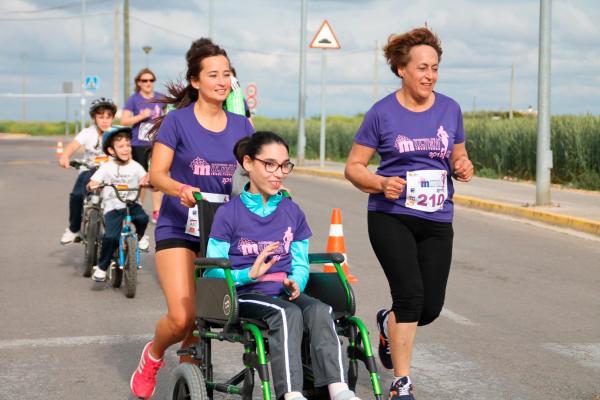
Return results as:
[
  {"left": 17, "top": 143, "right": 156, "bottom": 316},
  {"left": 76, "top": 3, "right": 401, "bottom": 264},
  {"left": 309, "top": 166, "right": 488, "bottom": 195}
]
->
[
  {"left": 308, "top": 252, "right": 345, "bottom": 264},
  {"left": 195, "top": 257, "right": 231, "bottom": 269}
]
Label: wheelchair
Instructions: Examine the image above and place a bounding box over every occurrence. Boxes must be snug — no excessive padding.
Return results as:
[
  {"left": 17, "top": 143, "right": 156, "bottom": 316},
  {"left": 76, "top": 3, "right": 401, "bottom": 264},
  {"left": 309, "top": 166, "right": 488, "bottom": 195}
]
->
[{"left": 167, "top": 192, "right": 382, "bottom": 400}]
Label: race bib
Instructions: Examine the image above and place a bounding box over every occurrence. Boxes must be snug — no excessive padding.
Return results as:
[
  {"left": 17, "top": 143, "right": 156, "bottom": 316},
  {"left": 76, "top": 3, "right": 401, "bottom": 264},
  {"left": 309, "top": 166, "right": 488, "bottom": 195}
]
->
[
  {"left": 138, "top": 122, "right": 153, "bottom": 142},
  {"left": 185, "top": 207, "right": 200, "bottom": 237},
  {"left": 405, "top": 170, "right": 448, "bottom": 213},
  {"left": 94, "top": 155, "right": 109, "bottom": 165}
]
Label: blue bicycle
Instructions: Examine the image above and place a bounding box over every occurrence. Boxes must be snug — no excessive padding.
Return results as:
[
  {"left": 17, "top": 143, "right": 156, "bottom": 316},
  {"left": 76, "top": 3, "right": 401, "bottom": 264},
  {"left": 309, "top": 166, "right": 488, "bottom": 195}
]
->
[{"left": 100, "top": 184, "right": 144, "bottom": 299}]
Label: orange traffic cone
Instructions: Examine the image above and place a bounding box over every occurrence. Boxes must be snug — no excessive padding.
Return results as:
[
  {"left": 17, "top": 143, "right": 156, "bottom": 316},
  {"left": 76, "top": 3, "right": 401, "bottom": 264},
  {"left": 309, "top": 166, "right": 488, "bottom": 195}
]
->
[
  {"left": 55, "top": 141, "right": 64, "bottom": 157},
  {"left": 323, "top": 208, "right": 357, "bottom": 282}
]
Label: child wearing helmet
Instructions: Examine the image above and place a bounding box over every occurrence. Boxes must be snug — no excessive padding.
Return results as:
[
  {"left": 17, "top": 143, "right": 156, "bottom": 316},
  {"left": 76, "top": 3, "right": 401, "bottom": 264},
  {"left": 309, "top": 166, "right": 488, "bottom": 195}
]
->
[
  {"left": 59, "top": 97, "right": 117, "bottom": 245},
  {"left": 86, "top": 126, "right": 150, "bottom": 282}
]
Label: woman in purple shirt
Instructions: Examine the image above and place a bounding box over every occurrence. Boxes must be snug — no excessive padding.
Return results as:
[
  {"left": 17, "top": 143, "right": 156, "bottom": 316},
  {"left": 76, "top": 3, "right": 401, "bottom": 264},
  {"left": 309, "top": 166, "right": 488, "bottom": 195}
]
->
[
  {"left": 121, "top": 68, "right": 166, "bottom": 222},
  {"left": 129, "top": 38, "right": 254, "bottom": 399},
  {"left": 345, "top": 27, "right": 474, "bottom": 400}
]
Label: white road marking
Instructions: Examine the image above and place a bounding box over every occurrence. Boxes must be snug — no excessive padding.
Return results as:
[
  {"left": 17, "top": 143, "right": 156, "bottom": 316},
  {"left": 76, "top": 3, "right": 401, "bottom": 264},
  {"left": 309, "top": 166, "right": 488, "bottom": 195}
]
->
[
  {"left": 0, "top": 333, "right": 153, "bottom": 350},
  {"left": 441, "top": 308, "right": 476, "bottom": 326},
  {"left": 543, "top": 343, "right": 600, "bottom": 369},
  {"left": 410, "top": 343, "right": 528, "bottom": 400}
]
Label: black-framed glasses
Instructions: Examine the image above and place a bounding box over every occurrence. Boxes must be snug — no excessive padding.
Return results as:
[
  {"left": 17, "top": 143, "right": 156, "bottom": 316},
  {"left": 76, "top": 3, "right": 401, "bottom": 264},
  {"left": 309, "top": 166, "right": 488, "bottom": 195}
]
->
[
  {"left": 253, "top": 157, "right": 294, "bottom": 174},
  {"left": 139, "top": 79, "right": 155, "bottom": 83}
]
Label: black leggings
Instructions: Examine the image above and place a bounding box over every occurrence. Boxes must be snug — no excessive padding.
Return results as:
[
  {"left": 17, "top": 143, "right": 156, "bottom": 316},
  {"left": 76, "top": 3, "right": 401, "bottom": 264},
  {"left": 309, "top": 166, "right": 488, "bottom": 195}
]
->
[{"left": 368, "top": 211, "right": 453, "bottom": 326}]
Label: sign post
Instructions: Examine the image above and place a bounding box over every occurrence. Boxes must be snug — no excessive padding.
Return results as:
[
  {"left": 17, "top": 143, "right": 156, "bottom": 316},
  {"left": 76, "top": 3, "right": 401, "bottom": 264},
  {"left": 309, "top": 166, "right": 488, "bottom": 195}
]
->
[{"left": 309, "top": 20, "right": 340, "bottom": 167}]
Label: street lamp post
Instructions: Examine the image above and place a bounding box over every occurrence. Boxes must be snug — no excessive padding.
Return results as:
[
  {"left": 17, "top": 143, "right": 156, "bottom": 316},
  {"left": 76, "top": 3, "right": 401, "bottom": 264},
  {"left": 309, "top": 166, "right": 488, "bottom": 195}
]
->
[{"left": 142, "top": 46, "right": 152, "bottom": 68}]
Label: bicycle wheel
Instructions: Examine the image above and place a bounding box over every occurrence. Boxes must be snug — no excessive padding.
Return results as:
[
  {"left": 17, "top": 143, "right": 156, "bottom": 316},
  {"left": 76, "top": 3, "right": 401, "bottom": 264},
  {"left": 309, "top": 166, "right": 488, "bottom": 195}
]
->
[
  {"left": 168, "top": 363, "right": 207, "bottom": 400},
  {"left": 123, "top": 235, "right": 138, "bottom": 298},
  {"left": 83, "top": 209, "right": 101, "bottom": 277}
]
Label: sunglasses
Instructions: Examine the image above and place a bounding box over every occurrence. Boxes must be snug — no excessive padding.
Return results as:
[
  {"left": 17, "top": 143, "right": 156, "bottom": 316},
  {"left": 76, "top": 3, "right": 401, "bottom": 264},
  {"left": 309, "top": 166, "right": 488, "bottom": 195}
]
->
[{"left": 139, "top": 79, "right": 155, "bottom": 83}]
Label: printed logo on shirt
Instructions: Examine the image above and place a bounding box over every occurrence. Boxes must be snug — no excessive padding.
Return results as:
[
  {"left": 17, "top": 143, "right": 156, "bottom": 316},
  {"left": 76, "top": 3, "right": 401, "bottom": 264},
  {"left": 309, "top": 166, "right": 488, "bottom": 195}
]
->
[
  {"left": 394, "top": 125, "right": 451, "bottom": 159},
  {"left": 189, "top": 158, "right": 237, "bottom": 184},
  {"left": 237, "top": 227, "right": 294, "bottom": 256}
]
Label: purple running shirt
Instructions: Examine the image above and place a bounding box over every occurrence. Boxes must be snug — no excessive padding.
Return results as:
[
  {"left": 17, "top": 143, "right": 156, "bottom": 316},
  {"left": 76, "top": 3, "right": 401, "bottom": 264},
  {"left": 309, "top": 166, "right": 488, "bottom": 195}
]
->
[
  {"left": 123, "top": 91, "right": 165, "bottom": 147},
  {"left": 209, "top": 196, "right": 312, "bottom": 296},
  {"left": 354, "top": 91, "right": 465, "bottom": 222},
  {"left": 154, "top": 104, "right": 254, "bottom": 242}
]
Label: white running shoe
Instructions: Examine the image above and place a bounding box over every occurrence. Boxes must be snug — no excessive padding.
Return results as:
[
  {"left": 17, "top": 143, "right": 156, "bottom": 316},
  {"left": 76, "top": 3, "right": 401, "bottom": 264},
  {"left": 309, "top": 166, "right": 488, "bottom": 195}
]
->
[
  {"left": 92, "top": 267, "right": 107, "bottom": 282},
  {"left": 138, "top": 235, "right": 150, "bottom": 252},
  {"left": 60, "top": 228, "right": 81, "bottom": 245}
]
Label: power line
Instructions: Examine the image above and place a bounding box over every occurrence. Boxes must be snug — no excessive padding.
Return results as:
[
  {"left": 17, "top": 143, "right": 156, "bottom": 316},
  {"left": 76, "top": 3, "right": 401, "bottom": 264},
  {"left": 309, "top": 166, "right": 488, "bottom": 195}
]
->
[
  {"left": 0, "top": 0, "right": 108, "bottom": 14},
  {"left": 0, "top": 11, "right": 111, "bottom": 21}
]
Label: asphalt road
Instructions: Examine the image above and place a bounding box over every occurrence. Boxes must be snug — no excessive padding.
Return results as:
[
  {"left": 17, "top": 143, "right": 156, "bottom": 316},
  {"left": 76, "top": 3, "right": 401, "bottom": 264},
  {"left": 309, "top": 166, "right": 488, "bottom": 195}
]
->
[{"left": 1, "top": 137, "right": 599, "bottom": 400}]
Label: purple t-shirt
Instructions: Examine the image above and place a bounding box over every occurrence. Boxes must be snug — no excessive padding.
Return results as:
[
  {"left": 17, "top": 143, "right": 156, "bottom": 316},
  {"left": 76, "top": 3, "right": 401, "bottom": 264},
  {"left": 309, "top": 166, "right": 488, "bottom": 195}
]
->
[
  {"left": 154, "top": 104, "right": 254, "bottom": 242},
  {"left": 123, "top": 91, "right": 165, "bottom": 147},
  {"left": 354, "top": 91, "right": 465, "bottom": 222},
  {"left": 209, "top": 196, "right": 312, "bottom": 296}
]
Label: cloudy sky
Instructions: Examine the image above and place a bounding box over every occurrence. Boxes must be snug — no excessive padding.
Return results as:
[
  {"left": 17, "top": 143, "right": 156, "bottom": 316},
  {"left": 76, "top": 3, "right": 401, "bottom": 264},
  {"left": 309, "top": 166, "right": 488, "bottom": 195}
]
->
[{"left": 0, "top": 0, "right": 598, "bottom": 122}]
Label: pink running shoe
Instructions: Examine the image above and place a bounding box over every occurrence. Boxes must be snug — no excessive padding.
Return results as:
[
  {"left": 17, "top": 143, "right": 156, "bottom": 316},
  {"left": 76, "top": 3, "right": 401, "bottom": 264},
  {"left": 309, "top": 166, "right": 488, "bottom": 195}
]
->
[
  {"left": 151, "top": 211, "right": 159, "bottom": 224},
  {"left": 130, "top": 341, "right": 164, "bottom": 399}
]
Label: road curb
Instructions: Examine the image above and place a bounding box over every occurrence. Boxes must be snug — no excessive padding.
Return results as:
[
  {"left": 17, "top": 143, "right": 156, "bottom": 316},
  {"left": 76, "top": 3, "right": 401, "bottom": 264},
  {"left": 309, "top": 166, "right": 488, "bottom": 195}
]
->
[{"left": 294, "top": 166, "right": 600, "bottom": 237}]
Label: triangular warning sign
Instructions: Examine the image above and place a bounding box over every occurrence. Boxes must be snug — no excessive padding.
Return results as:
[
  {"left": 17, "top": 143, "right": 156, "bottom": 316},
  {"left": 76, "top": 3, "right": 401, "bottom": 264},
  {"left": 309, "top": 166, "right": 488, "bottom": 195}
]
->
[{"left": 309, "top": 20, "right": 341, "bottom": 49}]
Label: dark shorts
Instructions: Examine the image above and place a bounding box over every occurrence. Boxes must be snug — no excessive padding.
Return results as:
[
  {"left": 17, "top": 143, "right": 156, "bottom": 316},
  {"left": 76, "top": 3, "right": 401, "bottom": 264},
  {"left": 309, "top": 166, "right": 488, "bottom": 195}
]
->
[
  {"left": 155, "top": 238, "right": 200, "bottom": 254},
  {"left": 132, "top": 145, "right": 150, "bottom": 171}
]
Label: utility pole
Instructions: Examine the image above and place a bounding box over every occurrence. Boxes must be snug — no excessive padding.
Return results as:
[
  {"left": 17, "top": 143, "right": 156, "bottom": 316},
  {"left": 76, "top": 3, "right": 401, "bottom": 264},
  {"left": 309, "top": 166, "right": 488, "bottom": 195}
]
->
[
  {"left": 296, "top": 0, "right": 307, "bottom": 165},
  {"left": 112, "top": 0, "right": 121, "bottom": 109},
  {"left": 536, "top": 0, "right": 552, "bottom": 205},
  {"left": 124, "top": 0, "right": 131, "bottom": 101},
  {"left": 208, "top": 0, "right": 214, "bottom": 39},
  {"left": 20, "top": 53, "right": 26, "bottom": 121},
  {"left": 372, "top": 40, "right": 379, "bottom": 104},
  {"left": 509, "top": 63, "right": 515, "bottom": 119},
  {"left": 80, "top": 0, "right": 86, "bottom": 130}
]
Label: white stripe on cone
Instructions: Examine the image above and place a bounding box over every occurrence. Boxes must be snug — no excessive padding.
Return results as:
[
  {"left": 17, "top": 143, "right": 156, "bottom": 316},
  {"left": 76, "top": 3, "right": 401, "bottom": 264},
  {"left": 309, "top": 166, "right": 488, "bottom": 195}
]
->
[{"left": 329, "top": 224, "right": 344, "bottom": 236}]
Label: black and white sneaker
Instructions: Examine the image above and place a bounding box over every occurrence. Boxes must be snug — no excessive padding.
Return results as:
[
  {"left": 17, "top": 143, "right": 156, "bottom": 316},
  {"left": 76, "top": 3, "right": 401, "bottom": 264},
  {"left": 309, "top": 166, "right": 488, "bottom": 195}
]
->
[
  {"left": 376, "top": 308, "right": 393, "bottom": 369},
  {"left": 389, "top": 376, "right": 415, "bottom": 400}
]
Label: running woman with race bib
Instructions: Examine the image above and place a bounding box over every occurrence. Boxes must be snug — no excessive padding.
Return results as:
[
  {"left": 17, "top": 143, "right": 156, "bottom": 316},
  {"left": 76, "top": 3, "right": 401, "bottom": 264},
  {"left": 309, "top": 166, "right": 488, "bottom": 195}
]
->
[
  {"left": 129, "top": 38, "right": 254, "bottom": 400},
  {"left": 344, "top": 27, "right": 473, "bottom": 400},
  {"left": 121, "top": 68, "right": 165, "bottom": 223}
]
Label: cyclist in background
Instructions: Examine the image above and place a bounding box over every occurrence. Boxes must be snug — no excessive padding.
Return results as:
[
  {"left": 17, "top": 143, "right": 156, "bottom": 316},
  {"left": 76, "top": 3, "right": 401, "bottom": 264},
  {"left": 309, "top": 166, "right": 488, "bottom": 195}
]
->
[
  {"left": 87, "top": 126, "right": 150, "bottom": 282},
  {"left": 58, "top": 97, "right": 117, "bottom": 245}
]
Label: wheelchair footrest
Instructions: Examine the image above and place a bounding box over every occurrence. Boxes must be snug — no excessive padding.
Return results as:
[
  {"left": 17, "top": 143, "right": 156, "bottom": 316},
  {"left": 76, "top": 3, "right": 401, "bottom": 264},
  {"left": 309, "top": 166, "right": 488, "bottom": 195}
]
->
[{"left": 176, "top": 347, "right": 197, "bottom": 357}]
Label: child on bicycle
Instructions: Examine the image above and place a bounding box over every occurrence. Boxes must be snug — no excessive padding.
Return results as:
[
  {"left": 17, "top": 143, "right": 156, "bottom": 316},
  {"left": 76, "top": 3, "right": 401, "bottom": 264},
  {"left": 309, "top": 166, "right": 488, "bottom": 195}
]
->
[
  {"left": 87, "top": 126, "right": 150, "bottom": 282},
  {"left": 59, "top": 97, "right": 117, "bottom": 245},
  {"left": 204, "top": 132, "right": 362, "bottom": 400}
]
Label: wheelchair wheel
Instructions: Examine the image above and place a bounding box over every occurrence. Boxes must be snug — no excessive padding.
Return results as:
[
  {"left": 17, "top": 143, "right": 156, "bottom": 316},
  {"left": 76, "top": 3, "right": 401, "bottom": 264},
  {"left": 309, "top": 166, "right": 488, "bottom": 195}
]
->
[
  {"left": 83, "top": 209, "right": 101, "bottom": 277},
  {"left": 123, "top": 236, "right": 137, "bottom": 298},
  {"left": 168, "top": 363, "right": 207, "bottom": 400}
]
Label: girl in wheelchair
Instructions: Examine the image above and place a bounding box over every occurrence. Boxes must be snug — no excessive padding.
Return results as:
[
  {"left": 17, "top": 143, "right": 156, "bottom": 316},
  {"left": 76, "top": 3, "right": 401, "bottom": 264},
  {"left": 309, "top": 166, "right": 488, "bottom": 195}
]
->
[{"left": 204, "top": 132, "right": 361, "bottom": 400}]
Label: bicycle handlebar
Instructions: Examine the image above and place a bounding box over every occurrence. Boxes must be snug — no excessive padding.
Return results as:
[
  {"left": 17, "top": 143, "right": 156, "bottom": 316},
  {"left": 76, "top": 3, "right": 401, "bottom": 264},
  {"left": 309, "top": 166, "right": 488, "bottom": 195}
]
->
[
  {"left": 97, "top": 183, "right": 146, "bottom": 204},
  {"left": 70, "top": 159, "right": 96, "bottom": 170}
]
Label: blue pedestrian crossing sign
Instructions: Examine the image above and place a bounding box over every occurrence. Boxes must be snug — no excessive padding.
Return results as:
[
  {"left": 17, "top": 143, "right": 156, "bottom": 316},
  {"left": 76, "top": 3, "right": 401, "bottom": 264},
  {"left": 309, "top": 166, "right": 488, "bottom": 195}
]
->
[{"left": 85, "top": 75, "right": 99, "bottom": 91}]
